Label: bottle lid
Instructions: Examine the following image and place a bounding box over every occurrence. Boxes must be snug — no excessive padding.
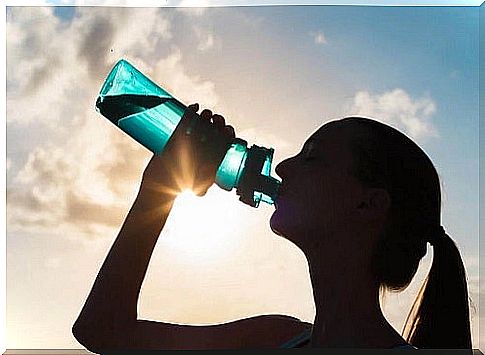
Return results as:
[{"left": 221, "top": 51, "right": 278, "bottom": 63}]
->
[{"left": 236, "top": 145, "right": 280, "bottom": 207}]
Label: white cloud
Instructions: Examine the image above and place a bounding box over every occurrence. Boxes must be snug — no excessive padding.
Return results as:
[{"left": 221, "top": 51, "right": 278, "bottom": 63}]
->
[
  {"left": 7, "top": 7, "right": 172, "bottom": 127},
  {"left": 7, "top": 119, "right": 141, "bottom": 237},
  {"left": 348, "top": 88, "right": 438, "bottom": 141},
  {"left": 196, "top": 30, "right": 215, "bottom": 51},
  {"left": 152, "top": 48, "right": 219, "bottom": 109},
  {"left": 309, "top": 30, "right": 327, "bottom": 45},
  {"left": 189, "top": 23, "right": 222, "bottom": 52},
  {"left": 7, "top": 7, "right": 220, "bottom": 238},
  {"left": 7, "top": 7, "right": 69, "bottom": 126}
]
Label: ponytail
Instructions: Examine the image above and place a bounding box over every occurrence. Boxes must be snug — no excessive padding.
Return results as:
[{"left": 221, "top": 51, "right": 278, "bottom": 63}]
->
[
  {"left": 402, "top": 227, "right": 472, "bottom": 349},
  {"left": 340, "top": 116, "right": 472, "bottom": 349}
]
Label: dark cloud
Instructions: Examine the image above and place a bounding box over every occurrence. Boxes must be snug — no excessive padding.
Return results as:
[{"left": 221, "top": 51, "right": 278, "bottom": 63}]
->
[
  {"left": 98, "top": 134, "right": 149, "bottom": 196},
  {"left": 27, "top": 56, "right": 62, "bottom": 96},
  {"left": 19, "top": 32, "right": 42, "bottom": 60},
  {"left": 7, "top": 214, "right": 58, "bottom": 229},
  {"left": 20, "top": 147, "right": 72, "bottom": 186},
  {"left": 7, "top": 8, "right": 62, "bottom": 95},
  {"left": 7, "top": 138, "right": 132, "bottom": 232},
  {"left": 7, "top": 186, "right": 126, "bottom": 232},
  {"left": 7, "top": 187, "right": 62, "bottom": 231},
  {"left": 65, "top": 190, "right": 125, "bottom": 228},
  {"left": 7, "top": 188, "right": 45, "bottom": 213},
  {"left": 77, "top": 13, "right": 116, "bottom": 80}
]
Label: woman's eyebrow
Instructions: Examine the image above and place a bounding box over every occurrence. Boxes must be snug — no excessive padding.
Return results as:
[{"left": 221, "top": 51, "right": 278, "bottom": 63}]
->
[
  {"left": 303, "top": 139, "right": 320, "bottom": 150},
  {"left": 302, "top": 140, "right": 329, "bottom": 161}
]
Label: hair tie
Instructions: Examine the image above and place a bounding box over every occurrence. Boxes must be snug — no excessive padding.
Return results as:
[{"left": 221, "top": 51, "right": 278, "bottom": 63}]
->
[{"left": 427, "top": 225, "right": 446, "bottom": 247}]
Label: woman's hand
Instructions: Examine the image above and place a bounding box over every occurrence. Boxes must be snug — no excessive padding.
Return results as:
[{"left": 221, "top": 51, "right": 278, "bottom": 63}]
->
[{"left": 141, "top": 103, "right": 236, "bottom": 198}]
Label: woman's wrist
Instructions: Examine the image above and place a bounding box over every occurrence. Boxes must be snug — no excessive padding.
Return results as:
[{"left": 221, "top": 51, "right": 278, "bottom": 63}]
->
[{"left": 132, "top": 176, "right": 177, "bottom": 213}]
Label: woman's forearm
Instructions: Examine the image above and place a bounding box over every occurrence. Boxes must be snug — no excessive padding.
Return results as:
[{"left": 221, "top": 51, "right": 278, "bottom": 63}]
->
[
  {"left": 73, "top": 182, "right": 176, "bottom": 338},
  {"left": 73, "top": 105, "right": 235, "bottom": 348}
]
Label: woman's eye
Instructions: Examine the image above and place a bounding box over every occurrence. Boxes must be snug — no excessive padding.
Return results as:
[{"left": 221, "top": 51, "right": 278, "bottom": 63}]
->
[
  {"left": 301, "top": 142, "right": 318, "bottom": 162},
  {"left": 303, "top": 154, "right": 317, "bottom": 162}
]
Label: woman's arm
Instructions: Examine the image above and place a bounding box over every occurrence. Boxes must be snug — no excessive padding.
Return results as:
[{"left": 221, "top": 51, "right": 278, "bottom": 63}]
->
[
  {"left": 72, "top": 175, "right": 176, "bottom": 349},
  {"left": 72, "top": 106, "right": 308, "bottom": 351},
  {"left": 72, "top": 105, "right": 222, "bottom": 347}
]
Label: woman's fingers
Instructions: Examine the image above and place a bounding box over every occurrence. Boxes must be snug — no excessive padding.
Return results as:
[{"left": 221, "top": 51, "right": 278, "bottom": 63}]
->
[
  {"left": 196, "top": 110, "right": 234, "bottom": 143},
  {"left": 224, "top": 125, "right": 235, "bottom": 139},
  {"left": 212, "top": 114, "right": 225, "bottom": 130},
  {"left": 200, "top": 109, "right": 213, "bottom": 122},
  {"left": 187, "top": 103, "right": 199, "bottom": 112},
  {"left": 189, "top": 106, "right": 230, "bottom": 134},
  {"left": 143, "top": 104, "right": 234, "bottom": 194}
]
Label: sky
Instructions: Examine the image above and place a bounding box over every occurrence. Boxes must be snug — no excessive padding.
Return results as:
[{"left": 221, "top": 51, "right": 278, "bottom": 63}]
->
[{"left": 5, "top": 2, "right": 481, "bottom": 350}]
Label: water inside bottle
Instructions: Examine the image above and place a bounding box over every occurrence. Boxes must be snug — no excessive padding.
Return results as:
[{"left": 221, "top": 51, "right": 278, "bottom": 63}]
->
[
  {"left": 96, "top": 94, "right": 186, "bottom": 155},
  {"left": 96, "top": 94, "right": 168, "bottom": 123}
]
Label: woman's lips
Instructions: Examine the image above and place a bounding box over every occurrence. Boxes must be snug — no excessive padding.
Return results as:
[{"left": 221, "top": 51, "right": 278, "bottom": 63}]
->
[
  {"left": 277, "top": 184, "right": 287, "bottom": 196},
  {"left": 274, "top": 186, "right": 287, "bottom": 208}
]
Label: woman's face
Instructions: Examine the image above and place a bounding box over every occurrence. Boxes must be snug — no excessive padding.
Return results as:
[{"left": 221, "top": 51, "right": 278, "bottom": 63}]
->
[{"left": 270, "top": 123, "right": 368, "bottom": 250}]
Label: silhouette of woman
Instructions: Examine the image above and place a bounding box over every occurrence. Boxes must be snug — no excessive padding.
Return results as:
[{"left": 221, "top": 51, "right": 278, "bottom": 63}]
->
[{"left": 73, "top": 104, "right": 471, "bottom": 351}]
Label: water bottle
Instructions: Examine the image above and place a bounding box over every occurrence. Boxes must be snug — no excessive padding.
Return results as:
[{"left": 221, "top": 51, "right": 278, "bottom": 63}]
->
[{"left": 95, "top": 59, "right": 280, "bottom": 207}]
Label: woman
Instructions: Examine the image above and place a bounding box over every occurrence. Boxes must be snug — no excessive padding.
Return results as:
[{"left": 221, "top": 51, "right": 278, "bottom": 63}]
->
[{"left": 72, "top": 104, "right": 471, "bottom": 351}]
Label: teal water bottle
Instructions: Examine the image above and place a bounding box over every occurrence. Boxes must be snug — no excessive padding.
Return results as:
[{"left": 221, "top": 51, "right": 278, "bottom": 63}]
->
[{"left": 95, "top": 59, "right": 280, "bottom": 207}]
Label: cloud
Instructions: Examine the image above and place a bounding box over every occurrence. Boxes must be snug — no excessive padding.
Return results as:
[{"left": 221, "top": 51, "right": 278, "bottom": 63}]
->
[
  {"left": 73, "top": 7, "right": 172, "bottom": 80},
  {"left": 7, "top": 7, "right": 220, "bottom": 238},
  {"left": 7, "top": 7, "right": 71, "bottom": 126},
  {"left": 7, "top": 7, "right": 173, "bottom": 128},
  {"left": 152, "top": 48, "right": 219, "bottom": 108},
  {"left": 348, "top": 88, "right": 438, "bottom": 141},
  {"left": 194, "top": 27, "right": 217, "bottom": 51},
  {"left": 7, "top": 122, "right": 140, "bottom": 237},
  {"left": 309, "top": 30, "right": 327, "bottom": 45},
  {"left": 198, "top": 33, "right": 214, "bottom": 50},
  {"left": 7, "top": 105, "right": 157, "bottom": 237}
]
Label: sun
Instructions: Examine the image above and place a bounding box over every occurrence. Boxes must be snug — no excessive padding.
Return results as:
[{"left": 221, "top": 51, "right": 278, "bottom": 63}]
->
[{"left": 159, "top": 187, "right": 249, "bottom": 264}]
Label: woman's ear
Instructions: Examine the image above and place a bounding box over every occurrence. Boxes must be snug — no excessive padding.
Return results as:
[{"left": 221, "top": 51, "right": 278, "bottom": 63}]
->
[{"left": 357, "top": 188, "right": 391, "bottom": 218}]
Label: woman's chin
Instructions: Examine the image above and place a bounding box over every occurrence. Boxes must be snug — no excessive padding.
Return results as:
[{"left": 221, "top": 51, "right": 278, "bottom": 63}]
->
[
  {"left": 270, "top": 209, "right": 293, "bottom": 238},
  {"left": 269, "top": 210, "right": 284, "bottom": 236}
]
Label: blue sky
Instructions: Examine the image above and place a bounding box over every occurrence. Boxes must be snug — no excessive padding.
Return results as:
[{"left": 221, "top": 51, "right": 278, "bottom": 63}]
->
[{"left": 5, "top": 4, "right": 481, "bottom": 349}]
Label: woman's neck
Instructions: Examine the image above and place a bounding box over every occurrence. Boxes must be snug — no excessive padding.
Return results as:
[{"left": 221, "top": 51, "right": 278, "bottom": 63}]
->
[{"left": 307, "top": 255, "right": 406, "bottom": 348}]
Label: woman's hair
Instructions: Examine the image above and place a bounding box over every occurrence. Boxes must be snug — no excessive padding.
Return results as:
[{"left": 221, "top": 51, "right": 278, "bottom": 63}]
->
[{"left": 339, "top": 117, "right": 472, "bottom": 349}]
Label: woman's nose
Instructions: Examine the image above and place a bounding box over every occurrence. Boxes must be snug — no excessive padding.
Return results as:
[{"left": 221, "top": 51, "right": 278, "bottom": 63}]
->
[{"left": 275, "top": 157, "right": 294, "bottom": 179}]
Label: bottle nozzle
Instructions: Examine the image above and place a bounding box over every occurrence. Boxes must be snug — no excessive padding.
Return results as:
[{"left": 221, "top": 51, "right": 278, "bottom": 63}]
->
[{"left": 236, "top": 145, "right": 281, "bottom": 207}]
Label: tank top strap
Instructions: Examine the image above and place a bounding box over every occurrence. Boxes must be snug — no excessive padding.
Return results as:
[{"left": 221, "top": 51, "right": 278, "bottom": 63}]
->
[
  {"left": 279, "top": 327, "right": 312, "bottom": 348},
  {"left": 392, "top": 343, "right": 418, "bottom": 350}
]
